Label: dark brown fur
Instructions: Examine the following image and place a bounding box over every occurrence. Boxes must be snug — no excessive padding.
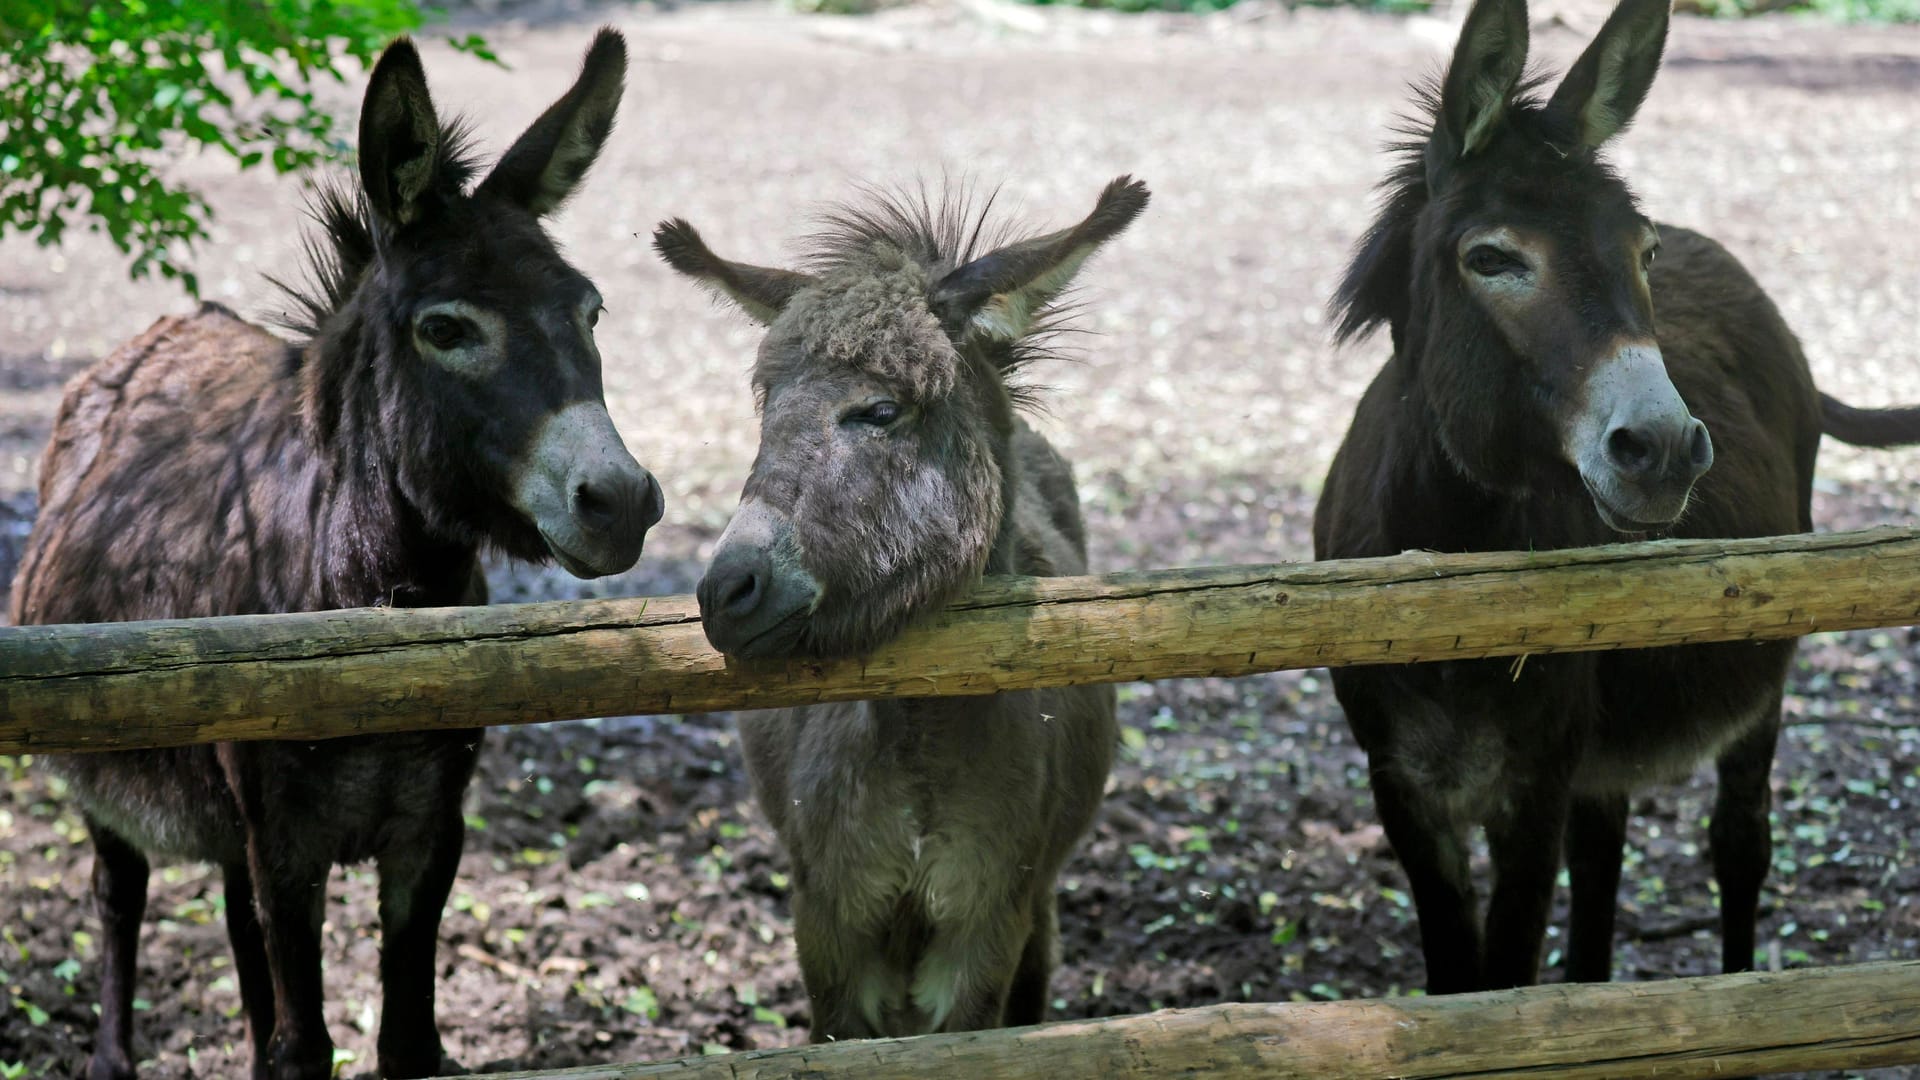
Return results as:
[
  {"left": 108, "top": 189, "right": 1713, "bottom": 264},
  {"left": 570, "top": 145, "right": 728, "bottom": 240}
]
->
[
  {"left": 656, "top": 179, "right": 1147, "bottom": 1037},
  {"left": 10, "top": 30, "right": 655, "bottom": 1080},
  {"left": 1313, "top": 0, "right": 1920, "bottom": 994}
]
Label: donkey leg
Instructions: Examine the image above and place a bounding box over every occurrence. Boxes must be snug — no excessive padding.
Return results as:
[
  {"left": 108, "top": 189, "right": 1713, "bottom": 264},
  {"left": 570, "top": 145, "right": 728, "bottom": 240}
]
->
[
  {"left": 375, "top": 807, "right": 467, "bottom": 1078},
  {"left": 1563, "top": 793, "right": 1629, "bottom": 983},
  {"left": 1003, "top": 890, "right": 1059, "bottom": 1027},
  {"left": 1367, "top": 764, "right": 1482, "bottom": 993},
  {"left": 250, "top": 854, "right": 333, "bottom": 1080},
  {"left": 918, "top": 907, "right": 1031, "bottom": 1033},
  {"left": 1711, "top": 700, "right": 1782, "bottom": 975},
  {"left": 217, "top": 743, "right": 334, "bottom": 1079},
  {"left": 85, "top": 820, "right": 149, "bottom": 1080},
  {"left": 791, "top": 889, "right": 883, "bottom": 1043},
  {"left": 1481, "top": 779, "right": 1572, "bottom": 989},
  {"left": 222, "top": 861, "right": 278, "bottom": 1080}
]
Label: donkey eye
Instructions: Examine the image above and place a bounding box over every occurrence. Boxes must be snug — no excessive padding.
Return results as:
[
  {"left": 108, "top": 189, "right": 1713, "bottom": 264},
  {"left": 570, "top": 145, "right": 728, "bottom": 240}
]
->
[
  {"left": 845, "top": 400, "right": 903, "bottom": 428},
  {"left": 1642, "top": 245, "right": 1659, "bottom": 270},
  {"left": 588, "top": 305, "right": 605, "bottom": 329},
  {"left": 1464, "top": 245, "right": 1527, "bottom": 278},
  {"left": 417, "top": 314, "right": 468, "bottom": 350}
]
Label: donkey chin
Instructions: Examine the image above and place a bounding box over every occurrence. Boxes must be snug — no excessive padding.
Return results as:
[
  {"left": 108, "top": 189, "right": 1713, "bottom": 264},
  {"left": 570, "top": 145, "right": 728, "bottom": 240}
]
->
[
  {"left": 512, "top": 401, "right": 664, "bottom": 578},
  {"left": 1562, "top": 346, "right": 1716, "bottom": 535}
]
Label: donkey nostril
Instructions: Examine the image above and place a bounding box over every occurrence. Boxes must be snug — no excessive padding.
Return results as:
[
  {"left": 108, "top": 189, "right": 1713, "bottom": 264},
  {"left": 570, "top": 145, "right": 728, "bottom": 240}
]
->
[
  {"left": 1687, "top": 420, "right": 1714, "bottom": 472},
  {"left": 1607, "top": 426, "right": 1656, "bottom": 476},
  {"left": 721, "top": 571, "right": 762, "bottom": 617},
  {"left": 637, "top": 472, "right": 665, "bottom": 531},
  {"left": 572, "top": 480, "right": 616, "bottom": 531}
]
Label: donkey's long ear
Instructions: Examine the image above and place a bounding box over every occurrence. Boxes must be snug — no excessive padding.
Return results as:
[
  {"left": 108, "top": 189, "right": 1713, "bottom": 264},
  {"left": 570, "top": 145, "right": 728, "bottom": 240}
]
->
[
  {"left": 1546, "top": 0, "right": 1669, "bottom": 150},
  {"left": 1436, "top": 0, "right": 1530, "bottom": 162},
  {"left": 360, "top": 38, "right": 446, "bottom": 228},
  {"left": 653, "top": 220, "right": 816, "bottom": 326},
  {"left": 930, "top": 176, "right": 1149, "bottom": 343},
  {"left": 478, "top": 28, "right": 627, "bottom": 216}
]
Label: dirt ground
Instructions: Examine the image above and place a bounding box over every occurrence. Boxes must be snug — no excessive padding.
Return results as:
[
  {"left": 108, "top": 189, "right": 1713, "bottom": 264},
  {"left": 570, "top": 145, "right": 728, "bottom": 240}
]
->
[{"left": 3, "top": 0, "right": 1919, "bottom": 1075}]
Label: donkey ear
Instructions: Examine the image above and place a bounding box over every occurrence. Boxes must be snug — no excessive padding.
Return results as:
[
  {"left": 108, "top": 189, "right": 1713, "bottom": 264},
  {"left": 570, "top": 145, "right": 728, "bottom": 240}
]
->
[
  {"left": 1437, "top": 0, "right": 1531, "bottom": 161},
  {"left": 1546, "top": 0, "right": 1669, "bottom": 150},
  {"left": 930, "top": 176, "right": 1149, "bottom": 343},
  {"left": 652, "top": 219, "right": 816, "bottom": 326},
  {"left": 478, "top": 27, "right": 627, "bottom": 216},
  {"left": 359, "top": 38, "right": 446, "bottom": 228}
]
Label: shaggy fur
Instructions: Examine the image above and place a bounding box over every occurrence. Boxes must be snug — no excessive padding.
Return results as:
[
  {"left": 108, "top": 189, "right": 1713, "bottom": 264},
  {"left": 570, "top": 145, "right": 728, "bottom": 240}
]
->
[
  {"left": 1314, "top": 0, "right": 1920, "bottom": 995},
  {"left": 11, "top": 30, "right": 643, "bottom": 1080},
  {"left": 657, "top": 178, "right": 1147, "bottom": 1037}
]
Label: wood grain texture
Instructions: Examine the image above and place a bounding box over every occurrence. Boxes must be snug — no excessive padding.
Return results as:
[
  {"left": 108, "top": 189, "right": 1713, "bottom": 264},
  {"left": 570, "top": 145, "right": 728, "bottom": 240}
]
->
[
  {"left": 456, "top": 960, "right": 1920, "bottom": 1079},
  {"left": 4, "top": 527, "right": 1918, "bottom": 753}
]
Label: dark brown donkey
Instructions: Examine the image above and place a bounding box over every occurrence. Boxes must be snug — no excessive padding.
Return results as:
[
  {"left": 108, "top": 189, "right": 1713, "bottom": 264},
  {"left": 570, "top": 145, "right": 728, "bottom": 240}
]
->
[
  {"left": 653, "top": 178, "right": 1146, "bottom": 1038},
  {"left": 10, "top": 31, "right": 660, "bottom": 1080},
  {"left": 1314, "top": 0, "right": 1920, "bottom": 994}
]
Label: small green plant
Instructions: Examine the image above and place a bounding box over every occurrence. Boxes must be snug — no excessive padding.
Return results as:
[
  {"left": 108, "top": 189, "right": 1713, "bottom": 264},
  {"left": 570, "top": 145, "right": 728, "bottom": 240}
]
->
[{"left": 0, "top": 1, "right": 496, "bottom": 294}]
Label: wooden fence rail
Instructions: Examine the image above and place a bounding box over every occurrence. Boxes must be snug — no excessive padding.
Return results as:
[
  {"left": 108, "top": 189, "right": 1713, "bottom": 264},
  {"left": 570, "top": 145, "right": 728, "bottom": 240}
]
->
[
  {"left": 462, "top": 960, "right": 1920, "bottom": 1079},
  {"left": 3, "top": 526, "right": 1918, "bottom": 753}
]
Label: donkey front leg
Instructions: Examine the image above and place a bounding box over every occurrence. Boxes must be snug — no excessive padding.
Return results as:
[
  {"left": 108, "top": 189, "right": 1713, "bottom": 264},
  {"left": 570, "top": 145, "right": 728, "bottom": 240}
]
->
[
  {"left": 1002, "top": 889, "right": 1059, "bottom": 1027},
  {"left": 220, "top": 747, "right": 334, "bottom": 1080},
  {"left": 1563, "top": 792, "right": 1629, "bottom": 983},
  {"left": 1711, "top": 701, "right": 1783, "bottom": 975},
  {"left": 85, "top": 820, "right": 149, "bottom": 1080},
  {"left": 1481, "top": 775, "right": 1573, "bottom": 989},
  {"left": 1366, "top": 762, "right": 1483, "bottom": 993},
  {"left": 375, "top": 806, "right": 468, "bottom": 1078},
  {"left": 916, "top": 905, "right": 1033, "bottom": 1034},
  {"left": 792, "top": 890, "right": 886, "bottom": 1042},
  {"left": 222, "top": 861, "right": 279, "bottom": 1080},
  {"left": 247, "top": 849, "right": 333, "bottom": 1080}
]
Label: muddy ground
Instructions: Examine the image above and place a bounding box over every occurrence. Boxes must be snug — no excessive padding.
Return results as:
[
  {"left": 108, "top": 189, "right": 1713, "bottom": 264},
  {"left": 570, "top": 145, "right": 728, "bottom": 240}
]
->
[{"left": 2, "top": 0, "right": 1918, "bottom": 1075}]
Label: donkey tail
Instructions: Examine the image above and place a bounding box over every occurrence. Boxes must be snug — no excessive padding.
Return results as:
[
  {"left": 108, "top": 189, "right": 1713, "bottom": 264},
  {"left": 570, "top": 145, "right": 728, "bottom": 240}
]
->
[{"left": 1820, "top": 392, "right": 1920, "bottom": 447}]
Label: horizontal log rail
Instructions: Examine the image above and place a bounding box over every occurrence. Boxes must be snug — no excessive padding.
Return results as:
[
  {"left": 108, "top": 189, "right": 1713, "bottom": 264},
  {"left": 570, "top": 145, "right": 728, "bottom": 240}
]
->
[
  {"left": 2, "top": 526, "right": 1917, "bottom": 753},
  {"left": 463, "top": 960, "right": 1920, "bottom": 1079}
]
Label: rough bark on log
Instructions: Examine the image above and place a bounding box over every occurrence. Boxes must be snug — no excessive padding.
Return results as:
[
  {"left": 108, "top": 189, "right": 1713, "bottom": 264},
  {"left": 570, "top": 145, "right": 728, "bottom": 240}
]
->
[
  {"left": 456, "top": 959, "right": 1920, "bottom": 1079},
  {"left": 3, "top": 527, "right": 1918, "bottom": 753}
]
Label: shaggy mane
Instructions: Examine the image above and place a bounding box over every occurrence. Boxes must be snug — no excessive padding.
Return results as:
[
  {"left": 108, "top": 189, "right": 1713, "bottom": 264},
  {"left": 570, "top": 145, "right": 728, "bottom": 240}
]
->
[
  {"left": 269, "top": 119, "right": 482, "bottom": 344},
  {"left": 798, "top": 182, "right": 1088, "bottom": 413}
]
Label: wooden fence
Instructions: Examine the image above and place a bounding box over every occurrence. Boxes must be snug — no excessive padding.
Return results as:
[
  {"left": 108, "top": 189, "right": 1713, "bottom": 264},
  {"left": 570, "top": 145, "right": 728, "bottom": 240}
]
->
[
  {"left": 459, "top": 960, "right": 1920, "bottom": 1080},
  {"left": 4, "top": 528, "right": 1919, "bottom": 1076},
  {"left": 3, "top": 526, "right": 1918, "bottom": 753}
]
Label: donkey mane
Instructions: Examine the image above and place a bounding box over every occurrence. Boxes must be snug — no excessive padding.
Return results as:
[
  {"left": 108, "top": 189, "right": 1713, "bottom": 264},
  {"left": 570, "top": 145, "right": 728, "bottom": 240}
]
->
[
  {"left": 271, "top": 119, "right": 482, "bottom": 344},
  {"left": 798, "top": 185, "right": 1087, "bottom": 411},
  {"left": 1331, "top": 76, "right": 1600, "bottom": 346}
]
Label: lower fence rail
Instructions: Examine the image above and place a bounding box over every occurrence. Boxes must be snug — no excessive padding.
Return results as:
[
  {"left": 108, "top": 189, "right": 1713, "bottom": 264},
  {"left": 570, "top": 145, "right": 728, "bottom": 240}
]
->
[{"left": 461, "top": 960, "right": 1920, "bottom": 1079}]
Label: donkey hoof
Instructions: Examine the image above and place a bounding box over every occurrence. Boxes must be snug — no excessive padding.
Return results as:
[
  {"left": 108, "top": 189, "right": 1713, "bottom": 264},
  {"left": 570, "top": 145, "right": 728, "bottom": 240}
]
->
[
  {"left": 375, "top": 1046, "right": 462, "bottom": 1079},
  {"left": 86, "top": 1053, "right": 138, "bottom": 1080}
]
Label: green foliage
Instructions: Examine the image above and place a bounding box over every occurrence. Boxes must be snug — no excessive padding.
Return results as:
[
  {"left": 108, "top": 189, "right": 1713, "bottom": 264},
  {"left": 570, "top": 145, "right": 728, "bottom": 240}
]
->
[
  {"left": 1010, "top": 0, "right": 1440, "bottom": 11},
  {"left": 1689, "top": 0, "right": 1920, "bottom": 18},
  {"left": 0, "top": 1, "right": 495, "bottom": 295}
]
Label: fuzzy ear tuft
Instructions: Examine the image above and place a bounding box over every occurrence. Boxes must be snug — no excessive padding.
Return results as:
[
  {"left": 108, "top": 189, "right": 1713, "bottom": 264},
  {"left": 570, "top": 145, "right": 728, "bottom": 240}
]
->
[
  {"left": 653, "top": 219, "right": 815, "bottom": 326},
  {"left": 478, "top": 27, "right": 628, "bottom": 216},
  {"left": 929, "top": 175, "right": 1149, "bottom": 343}
]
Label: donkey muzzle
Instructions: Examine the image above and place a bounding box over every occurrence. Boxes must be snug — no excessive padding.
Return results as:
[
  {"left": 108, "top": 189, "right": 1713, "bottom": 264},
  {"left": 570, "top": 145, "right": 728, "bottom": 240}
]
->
[
  {"left": 698, "top": 499, "right": 820, "bottom": 659},
  {"left": 514, "top": 401, "right": 662, "bottom": 578},
  {"left": 1565, "top": 344, "right": 1714, "bottom": 532}
]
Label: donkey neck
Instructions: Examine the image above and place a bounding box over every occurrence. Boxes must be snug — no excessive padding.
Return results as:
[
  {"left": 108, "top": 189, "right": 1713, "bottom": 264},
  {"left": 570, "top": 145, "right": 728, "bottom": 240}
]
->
[
  {"left": 298, "top": 329, "right": 481, "bottom": 609},
  {"left": 1382, "top": 351, "right": 1601, "bottom": 554}
]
